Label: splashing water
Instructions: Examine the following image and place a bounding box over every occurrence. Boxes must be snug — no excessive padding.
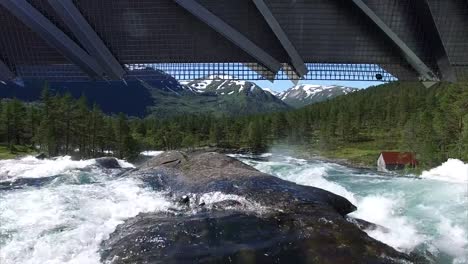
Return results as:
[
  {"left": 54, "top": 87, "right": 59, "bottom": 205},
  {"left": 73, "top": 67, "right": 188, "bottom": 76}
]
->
[
  {"left": 421, "top": 159, "right": 468, "bottom": 183},
  {"left": 0, "top": 155, "right": 267, "bottom": 264},
  {"left": 0, "top": 156, "right": 96, "bottom": 181},
  {"left": 1, "top": 154, "right": 467, "bottom": 263},
  {"left": 0, "top": 156, "right": 172, "bottom": 264},
  {"left": 238, "top": 154, "right": 468, "bottom": 264}
]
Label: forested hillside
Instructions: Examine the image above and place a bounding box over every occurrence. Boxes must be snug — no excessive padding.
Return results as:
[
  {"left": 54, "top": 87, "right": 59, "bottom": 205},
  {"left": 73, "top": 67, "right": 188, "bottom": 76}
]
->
[
  {"left": 1, "top": 81, "right": 467, "bottom": 169},
  {"left": 130, "top": 82, "right": 467, "bottom": 168}
]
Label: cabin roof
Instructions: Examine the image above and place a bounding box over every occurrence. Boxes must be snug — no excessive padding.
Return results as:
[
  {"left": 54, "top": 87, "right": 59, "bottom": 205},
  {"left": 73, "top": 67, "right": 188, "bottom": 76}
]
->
[{"left": 380, "top": 152, "right": 418, "bottom": 165}]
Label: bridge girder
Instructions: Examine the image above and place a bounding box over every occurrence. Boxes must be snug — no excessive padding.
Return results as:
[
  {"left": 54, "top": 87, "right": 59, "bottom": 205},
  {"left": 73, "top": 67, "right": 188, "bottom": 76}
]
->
[
  {"left": 417, "top": 0, "right": 457, "bottom": 82},
  {"left": 0, "top": 0, "right": 105, "bottom": 79},
  {"left": 47, "top": 0, "right": 125, "bottom": 80},
  {"left": 243, "top": 63, "right": 276, "bottom": 82},
  {"left": 0, "top": 0, "right": 466, "bottom": 82},
  {"left": 0, "top": 59, "right": 15, "bottom": 81},
  {"left": 172, "top": 0, "right": 282, "bottom": 74},
  {"left": 252, "top": 0, "right": 308, "bottom": 78},
  {"left": 350, "top": 0, "right": 439, "bottom": 82}
]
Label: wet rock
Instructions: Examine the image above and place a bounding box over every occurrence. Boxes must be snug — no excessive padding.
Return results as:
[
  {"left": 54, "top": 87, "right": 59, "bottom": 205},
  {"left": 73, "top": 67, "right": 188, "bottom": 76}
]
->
[
  {"left": 346, "top": 216, "right": 391, "bottom": 233},
  {"left": 95, "top": 157, "right": 121, "bottom": 169},
  {"left": 211, "top": 199, "right": 243, "bottom": 209},
  {"left": 140, "top": 151, "right": 187, "bottom": 169},
  {"left": 35, "top": 153, "right": 47, "bottom": 160},
  {"left": 0, "top": 176, "right": 59, "bottom": 191},
  {"left": 101, "top": 151, "right": 427, "bottom": 264},
  {"left": 409, "top": 250, "right": 437, "bottom": 264},
  {"left": 179, "top": 195, "right": 190, "bottom": 205}
]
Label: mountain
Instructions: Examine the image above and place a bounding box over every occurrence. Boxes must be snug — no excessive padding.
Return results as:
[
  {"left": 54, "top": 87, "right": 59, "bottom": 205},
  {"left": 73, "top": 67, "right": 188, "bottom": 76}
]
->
[
  {"left": 279, "top": 84, "right": 358, "bottom": 108},
  {"left": 183, "top": 75, "right": 284, "bottom": 100},
  {"left": 262, "top": 88, "right": 280, "bottom": 97},
  {"left": 182, "top": 76, "right": 357, "bottom": 109},
  {"left": 0, "top": 71, "right": 290, "bottom": 118},
  {"left": 174, "top": 75, "right": 291, "bottom": 115}
]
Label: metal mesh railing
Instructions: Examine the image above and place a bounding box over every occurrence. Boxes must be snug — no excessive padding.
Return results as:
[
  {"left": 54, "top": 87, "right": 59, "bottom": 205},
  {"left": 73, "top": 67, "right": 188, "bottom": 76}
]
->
[
  {"left": 126, "top": 63, "right": 396, "bottom": 81},
  {"left": 0, "top": 0, "right": 466, "bottom": 82}
]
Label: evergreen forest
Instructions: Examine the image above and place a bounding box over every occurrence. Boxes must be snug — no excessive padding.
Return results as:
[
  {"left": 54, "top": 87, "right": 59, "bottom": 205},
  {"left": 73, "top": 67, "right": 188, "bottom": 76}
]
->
[{"left": 1, "top": 81, "right": 467, "bottom": 169}]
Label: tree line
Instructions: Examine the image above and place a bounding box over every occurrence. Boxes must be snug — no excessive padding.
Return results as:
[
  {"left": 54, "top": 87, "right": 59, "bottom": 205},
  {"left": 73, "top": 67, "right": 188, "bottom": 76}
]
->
[
  {"left": 1, "top": 81, "right": 467, "bottom": 168},
  {"left": 0, "top": 85, "right": 138, "bottom": 159},
  {"left": 130, "top": 82, "right": 467, "bottom": 167}
]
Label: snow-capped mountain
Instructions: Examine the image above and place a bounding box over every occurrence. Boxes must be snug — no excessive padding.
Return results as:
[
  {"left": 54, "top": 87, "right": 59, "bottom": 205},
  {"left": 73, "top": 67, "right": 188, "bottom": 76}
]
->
[
  {"left": 184, "top": 75, "right": 284, "bottom": 100},
  {"left": 183, "top": 76, "right": 357, "bottom": 108},
  {"left": 262, "top": 88, "right": 280, "bottom": 97},
  {"left": 279, "top": 84, "right": 358, "bottom": 108},
  {"left": 178, "top": 75, "right": 291, "bottom": 114}
]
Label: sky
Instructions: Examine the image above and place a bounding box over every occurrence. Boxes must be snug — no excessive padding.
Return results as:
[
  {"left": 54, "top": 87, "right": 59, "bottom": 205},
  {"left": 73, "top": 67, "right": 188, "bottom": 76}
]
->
[{"left": 252, "top": 80, "right": 383, "bottom": 92}]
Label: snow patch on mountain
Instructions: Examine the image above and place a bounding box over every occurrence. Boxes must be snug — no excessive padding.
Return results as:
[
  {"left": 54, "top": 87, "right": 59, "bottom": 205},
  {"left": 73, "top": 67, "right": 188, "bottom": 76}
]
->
[
  {"left": 280, "top": 84, "right": 358, "bottom": 107},
  {"left": 190, "top": 80, "right": 213, "bottom": 90},
  {"left": 181, "top": 75, "right": 356, "bottom": 108},
  {"left": 206, "top": 75, "right": 238, "bottom": 80},
  {"left": 262, "top": 88, "right": 279, "bottom": 96}
]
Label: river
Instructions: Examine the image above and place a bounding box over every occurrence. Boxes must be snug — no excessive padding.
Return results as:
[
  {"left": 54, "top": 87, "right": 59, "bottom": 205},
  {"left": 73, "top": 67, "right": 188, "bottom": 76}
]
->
[{"left": 0, "top": 153, "right": 467, "bottom": 264}]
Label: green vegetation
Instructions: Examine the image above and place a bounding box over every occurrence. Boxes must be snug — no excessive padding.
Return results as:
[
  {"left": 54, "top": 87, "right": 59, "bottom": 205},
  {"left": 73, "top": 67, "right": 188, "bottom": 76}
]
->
[
  {"left": 0, "top": 145, "right": 36, "bottom": 159},
  {"left": 131, "top": 81, "right": 467, "bottom": 169},
  {"left": 0, "top": 85, "right": 138, "bottom": 160},
  {"left": 1, "top": 81, "right": 466, "bottom": 170},
  {"left": 147, "top": 82, "right": 289, "bottom": 118}
]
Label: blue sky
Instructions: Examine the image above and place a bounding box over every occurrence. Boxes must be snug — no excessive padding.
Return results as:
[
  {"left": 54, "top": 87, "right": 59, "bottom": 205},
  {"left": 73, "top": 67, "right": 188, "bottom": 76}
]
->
[{"left": 252, "top": 80, "right": 382, "bottom": 92}]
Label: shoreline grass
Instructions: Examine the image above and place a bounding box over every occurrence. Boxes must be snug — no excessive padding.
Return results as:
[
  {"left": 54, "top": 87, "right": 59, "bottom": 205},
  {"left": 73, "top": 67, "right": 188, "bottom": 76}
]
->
[{"left": 0, "top": 145, "right": 37, "bottom": 160}]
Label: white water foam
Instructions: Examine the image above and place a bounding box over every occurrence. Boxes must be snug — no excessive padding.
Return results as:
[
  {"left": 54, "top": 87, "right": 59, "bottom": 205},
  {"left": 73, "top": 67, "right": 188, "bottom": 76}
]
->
[
  {"left": 116, "top": 159, "right": 136, "bottom": 169},
  {"left": 436, "top": 216, "right": 468, "bottom": 264},
  {"left": 421, "top": 159, "right": 468, "bottom": 183},
  {"left": 0, "top": 156, "right": 96, "bottom": 181},
  {"left": 350, "top": 195, "right": 424, "bottom": 252},
  {"left": 197, "top": 191, "right": 268, "bottom": 214},
  {"left": 0, "top": 156, "right": 137, "bottom": 181},
  {"left": 0, "top": 176, "right": 172, "bottom": 264},
  {"left": 241, "top": 154, "right": 468, "bottom": 261},
  {"left": 263, "top": 160, "right": 422, "bottom": 252},
  {"left": 140, "top": 151, "right": 164, "bottom": 157},
  {"left": 248, "top": 159, "right": 357, "bottom": 205}
]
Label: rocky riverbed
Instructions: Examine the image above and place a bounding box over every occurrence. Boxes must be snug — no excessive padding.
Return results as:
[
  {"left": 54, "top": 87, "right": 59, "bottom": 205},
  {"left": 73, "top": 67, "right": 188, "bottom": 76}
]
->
[{"left": 99, "top": 151, "right": 422, "bottom": 263}]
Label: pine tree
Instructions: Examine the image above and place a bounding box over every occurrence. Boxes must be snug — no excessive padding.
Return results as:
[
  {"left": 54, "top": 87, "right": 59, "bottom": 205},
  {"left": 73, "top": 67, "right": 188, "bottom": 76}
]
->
[
  {"left": 74, "top": 95, "right": 90, "bottom": 158},
  {"left": 90, "top": 103, "right": 104, "bottom": 157},
  {"left": 115, "top": 113, "right": 139, "bottom": 159},
  {"left": 247, "top": 119, "right": 264, "bottom": 152},
  {"left": 462, "top": 114, "right": 468, "bottom": 161},
  {"left": 36, "top": 86, "right": 59, "bottom": 156},
  {"left": 60, "top": 93, "right": 74, "bottom": 155}
]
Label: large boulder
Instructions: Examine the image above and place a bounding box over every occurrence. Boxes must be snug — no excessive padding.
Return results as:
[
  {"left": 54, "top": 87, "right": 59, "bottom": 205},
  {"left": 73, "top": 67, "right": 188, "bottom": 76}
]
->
[
  {"left": 95, "top": 157, "right": 121, "bottom": 169},
  {"left": 101, "top": 151, "right": 422, "bottom": 264}
]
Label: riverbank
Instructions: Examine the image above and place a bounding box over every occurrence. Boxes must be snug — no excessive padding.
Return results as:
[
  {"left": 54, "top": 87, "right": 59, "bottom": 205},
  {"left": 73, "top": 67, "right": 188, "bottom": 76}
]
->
[
  {"left": 0, "top": 145, "right": 36, "bottom": 160},
  {"left": 0, "top": 143, "right": 427, "bottom": 176},
  {"left": 255, "top": 143, "right": 428, "bottom": 175}
]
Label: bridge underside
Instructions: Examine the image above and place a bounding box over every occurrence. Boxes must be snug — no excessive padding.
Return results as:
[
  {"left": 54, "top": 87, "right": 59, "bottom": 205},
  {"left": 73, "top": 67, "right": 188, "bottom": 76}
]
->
[{"left": 0, "top": 0, "right": 467, "bottom": 82}]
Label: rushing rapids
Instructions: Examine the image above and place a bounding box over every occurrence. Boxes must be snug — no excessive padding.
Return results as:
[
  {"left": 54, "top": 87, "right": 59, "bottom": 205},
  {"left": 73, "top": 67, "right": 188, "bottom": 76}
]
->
[
  {"left": 0, "top": 152, "right": 466, "bottom": 264},
  {"left": 234, "top": 153, "right": 468, "bottom": 264}
]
